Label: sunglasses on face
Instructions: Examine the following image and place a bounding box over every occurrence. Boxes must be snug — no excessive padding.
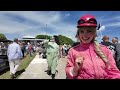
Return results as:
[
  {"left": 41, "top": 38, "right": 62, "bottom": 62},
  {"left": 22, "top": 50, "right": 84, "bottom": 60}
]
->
[{"left": 77, "top": 18, "right": 97, "bottom": 25}]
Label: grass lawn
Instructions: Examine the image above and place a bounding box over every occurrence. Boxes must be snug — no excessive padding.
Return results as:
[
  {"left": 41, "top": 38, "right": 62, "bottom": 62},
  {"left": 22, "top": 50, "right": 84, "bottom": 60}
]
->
[{"left": 0, "top": 53, "right": 36, "bottom": 79}]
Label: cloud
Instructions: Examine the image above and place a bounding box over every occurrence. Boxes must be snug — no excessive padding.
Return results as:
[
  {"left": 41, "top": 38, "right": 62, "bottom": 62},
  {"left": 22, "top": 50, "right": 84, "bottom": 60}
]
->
[
  {"left": 97, "top": 13, "right": 120, "bottom": 28},
  {"left": 65, "top": 13, "right": 70, "bottom": 17},
  {"left": 105, "top": 22, "right": 120, "bottom": 27},
  {"left": 99, "top": 25, "right": 105, "bottom": 31},
  {"left": 0, "top": 11, "right": 76, "bottom": 41},
  {"left": 3, "top": 11, "right": 120, "bottom": 42},
  {"left": 97, "top": 25, "right": 105, "bottom": 37},
  {"left": 96, "top": 25, "right": 105, "bottom": 41},
  {"left": 4, "top": 11, "right": 120, "bottom": 42}
]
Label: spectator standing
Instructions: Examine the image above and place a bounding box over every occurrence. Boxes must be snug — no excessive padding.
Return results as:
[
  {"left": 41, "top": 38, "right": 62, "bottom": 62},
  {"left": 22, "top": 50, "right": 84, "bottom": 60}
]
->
[
  {"left": 45, "top": 36, "right": 59, "bottom": 79},
  {"left": 7, "top": 38, "right": 22, "bottom": 79},
  {"left": 112, "top": 37, "right": 120, "bottom": 70}
]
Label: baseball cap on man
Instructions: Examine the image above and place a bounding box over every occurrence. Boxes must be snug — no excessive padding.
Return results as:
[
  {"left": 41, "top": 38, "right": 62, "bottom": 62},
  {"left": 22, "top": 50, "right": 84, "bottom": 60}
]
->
[{"left": 14, "top": 38, "right": 18, "bottom": 42}]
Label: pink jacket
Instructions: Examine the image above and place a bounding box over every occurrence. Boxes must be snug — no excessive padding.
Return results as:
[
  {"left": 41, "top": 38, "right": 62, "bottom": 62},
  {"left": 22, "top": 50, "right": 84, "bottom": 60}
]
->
[{"left": 65, "top": 43, "right": 120, "bottom": 79}]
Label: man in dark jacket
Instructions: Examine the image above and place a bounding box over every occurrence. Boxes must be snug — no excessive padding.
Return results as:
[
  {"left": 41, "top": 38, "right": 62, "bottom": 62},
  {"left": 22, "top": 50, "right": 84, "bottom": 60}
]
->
[{"left": 112, "top": 37, "right": 120, "bottom": 70}]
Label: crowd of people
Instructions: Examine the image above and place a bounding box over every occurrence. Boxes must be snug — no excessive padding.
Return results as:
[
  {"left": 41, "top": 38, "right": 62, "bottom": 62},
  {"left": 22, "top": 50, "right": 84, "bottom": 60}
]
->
[
  {"left": 100, "top": 35, "right": 120, "bottom": 70},
  {"left": 0, "top": 35, "right": 70, "bottom": 79}
]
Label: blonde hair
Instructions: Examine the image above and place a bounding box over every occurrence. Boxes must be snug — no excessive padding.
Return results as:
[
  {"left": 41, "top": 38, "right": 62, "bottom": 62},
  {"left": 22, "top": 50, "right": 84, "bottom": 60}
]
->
[
  {"left": 77, "top": 29, "right": 110, "bottom": 68},
  {"left": 93, "top": 40, "right": 110, "bottom": 68}
]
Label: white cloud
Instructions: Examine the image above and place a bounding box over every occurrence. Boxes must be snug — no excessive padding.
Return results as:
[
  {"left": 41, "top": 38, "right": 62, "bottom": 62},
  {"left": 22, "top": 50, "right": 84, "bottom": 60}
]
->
[
  {"left": 0, "top": 11, "right": 76, "bottom": 41},
  {"left": 99, "top": 25, "right": 105, "bottom": 31},
  {"left": 65, "top": 13, "right": 70, "bottom": 17},
  {"left": 105, "top": 22, "right": 120, "bottom": 27},
  {"left": 98, "top": 15, "right": 120, "bottom": 22},
  {"left": 96, "top": 25, "right": 105, "bottom": 41},
  {"left": 97, "top": 14, "right": 120, "bottom": 29}
]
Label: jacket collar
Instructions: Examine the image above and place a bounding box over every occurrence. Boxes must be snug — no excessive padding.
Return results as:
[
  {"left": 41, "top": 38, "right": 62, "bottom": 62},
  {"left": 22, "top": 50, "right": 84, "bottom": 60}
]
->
[{"left": 80, "top": 42, "right": 92, "bottom": 48}]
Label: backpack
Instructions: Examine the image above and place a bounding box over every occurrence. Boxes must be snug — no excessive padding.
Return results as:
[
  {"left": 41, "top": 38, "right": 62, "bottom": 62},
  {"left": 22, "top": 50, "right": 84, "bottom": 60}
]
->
[
  {"left": 101, "top": 42, "right": 115, "bottom": 58},
  {"left": 107, "top": 45, "right": 115, "bottom": 58}
]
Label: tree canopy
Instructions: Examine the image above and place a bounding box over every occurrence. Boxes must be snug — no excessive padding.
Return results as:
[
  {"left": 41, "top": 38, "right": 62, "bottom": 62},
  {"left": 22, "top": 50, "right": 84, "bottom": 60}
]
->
[
  {"left": 0, "top": 33, "right": 7, "bottom": 40},
  {"left": 58, "top": 35, "right": 74, "bottom": 45},
  {"left": 35, "top": 34, "right": 75, "bottom": 45}
]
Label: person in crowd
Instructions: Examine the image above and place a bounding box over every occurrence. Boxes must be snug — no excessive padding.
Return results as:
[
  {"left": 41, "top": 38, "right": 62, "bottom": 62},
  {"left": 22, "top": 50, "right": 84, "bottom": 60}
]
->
[
  {"left": 19, "top": 42, "right": 25, "bottom": 58},
  {"left": 59, "top": 45, "right": 63, "bottom": 58},
  {"left": 28, "top": 42, "right": 33, "bottom": 57},
  {"left": 101, "top": 35, "right": 115, "bottom": 58},
  {"left": 112, "top": 37, "right": 120, "bottom": 70},
  {"left": 45, "top": 36, "right": 59, "bottom": 79},
  {"left": 7, "top": 38, "right": 22, "bottom": 79},
  {"left": 65, "top": 14, "right": 120, "bottom": 79}
]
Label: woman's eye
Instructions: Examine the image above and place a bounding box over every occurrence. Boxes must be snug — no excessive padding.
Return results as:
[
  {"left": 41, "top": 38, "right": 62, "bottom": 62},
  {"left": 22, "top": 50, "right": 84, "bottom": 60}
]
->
[
  {"left": 80, "top": 30, "right": 84, "bottom": 33},
  {"left": 87, "top": 30, "right": 92, "bottom": 33}
]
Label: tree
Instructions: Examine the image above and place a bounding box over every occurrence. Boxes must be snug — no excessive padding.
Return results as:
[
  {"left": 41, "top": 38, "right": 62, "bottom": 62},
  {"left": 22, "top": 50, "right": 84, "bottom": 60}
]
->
[
  {"left": 0, "top": 33, "right": 7, "bottom": 40},
  {"left": 35, "top": 35, "right": 50, "bottom": 39},
  {"left": 58, "top": 35, "right": 74, "bottom": 45},
  {"left": 35, "top": 34, "right": 74, "bottom": 45}
]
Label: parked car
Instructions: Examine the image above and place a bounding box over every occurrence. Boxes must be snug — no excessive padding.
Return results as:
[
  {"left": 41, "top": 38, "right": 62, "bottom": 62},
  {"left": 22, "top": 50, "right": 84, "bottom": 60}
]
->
[
  {"left": 0, "top": 48, "right": 9, "bottom": 72},
  {"left": 0, "top": 40, "right": 12, "bottom": 72}
]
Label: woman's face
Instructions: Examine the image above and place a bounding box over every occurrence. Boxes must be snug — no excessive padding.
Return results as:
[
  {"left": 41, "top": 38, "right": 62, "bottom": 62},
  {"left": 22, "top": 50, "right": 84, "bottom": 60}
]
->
[{"left": 78, "top": 26, "right": 96, "bottom": 43}]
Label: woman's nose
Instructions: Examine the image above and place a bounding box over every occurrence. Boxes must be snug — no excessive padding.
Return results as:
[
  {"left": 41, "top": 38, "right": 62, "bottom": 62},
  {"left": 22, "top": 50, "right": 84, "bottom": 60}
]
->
[{"left": 82, "top": 31, "right": 88, "bottom": 35}]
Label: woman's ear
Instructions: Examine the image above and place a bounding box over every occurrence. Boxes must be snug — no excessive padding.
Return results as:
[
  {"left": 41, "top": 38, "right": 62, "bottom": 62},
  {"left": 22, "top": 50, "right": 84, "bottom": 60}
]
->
[{"left": 77, "top": 29, "right": 79, "bottom": 36}]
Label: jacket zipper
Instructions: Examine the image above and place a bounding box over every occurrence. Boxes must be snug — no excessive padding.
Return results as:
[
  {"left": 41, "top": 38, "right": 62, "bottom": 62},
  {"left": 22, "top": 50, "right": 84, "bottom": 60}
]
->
[{"left": 89, "top": 47, "right": 100, "bottom": 79}]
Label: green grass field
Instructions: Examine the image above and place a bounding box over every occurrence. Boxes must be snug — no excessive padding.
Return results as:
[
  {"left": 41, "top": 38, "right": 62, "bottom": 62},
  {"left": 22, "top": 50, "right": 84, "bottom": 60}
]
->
[{"left": 0, "top": 53, "right": 36, "bottom": 79}]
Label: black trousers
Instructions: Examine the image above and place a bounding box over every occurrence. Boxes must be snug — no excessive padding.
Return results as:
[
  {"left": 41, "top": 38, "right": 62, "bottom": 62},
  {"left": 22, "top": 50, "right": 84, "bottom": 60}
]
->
[{"left": 22, "top": 50, "right": 24, "bottom": 57}]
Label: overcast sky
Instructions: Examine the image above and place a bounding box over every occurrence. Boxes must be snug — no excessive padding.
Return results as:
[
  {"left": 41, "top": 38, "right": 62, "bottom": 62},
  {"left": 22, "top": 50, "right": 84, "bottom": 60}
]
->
[{"left": 0, "top": 11, "right": 120, "bottom": 43}]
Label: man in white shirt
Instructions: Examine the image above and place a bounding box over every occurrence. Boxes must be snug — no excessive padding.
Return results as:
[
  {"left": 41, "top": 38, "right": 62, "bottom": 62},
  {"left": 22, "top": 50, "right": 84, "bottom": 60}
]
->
[{"left": 7, "top": 38, "right": 22, "bottom": 79}]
